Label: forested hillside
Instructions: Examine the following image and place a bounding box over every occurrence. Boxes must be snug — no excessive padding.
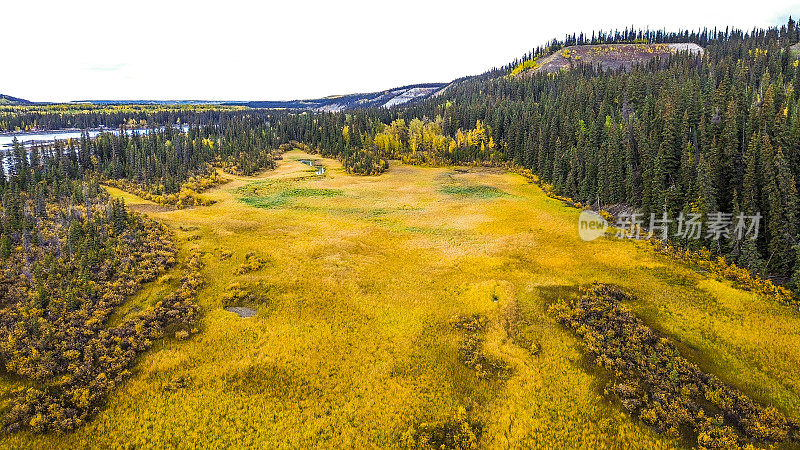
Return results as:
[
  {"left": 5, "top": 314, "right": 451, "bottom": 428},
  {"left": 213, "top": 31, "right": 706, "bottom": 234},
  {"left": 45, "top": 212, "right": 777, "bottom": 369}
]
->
[
  {"left": 276, "top": 19, "right": 800, "bottom": 285},
  {"left": 0, "top": 95, "right": 33, "bottom": 106}
]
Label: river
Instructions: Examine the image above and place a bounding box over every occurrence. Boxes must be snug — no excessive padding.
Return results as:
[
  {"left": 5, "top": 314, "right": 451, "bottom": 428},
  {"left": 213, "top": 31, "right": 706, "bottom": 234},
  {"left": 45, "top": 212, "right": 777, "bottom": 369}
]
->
[{"left": 0, "top": 125, "right": 190, "bottom": 151}]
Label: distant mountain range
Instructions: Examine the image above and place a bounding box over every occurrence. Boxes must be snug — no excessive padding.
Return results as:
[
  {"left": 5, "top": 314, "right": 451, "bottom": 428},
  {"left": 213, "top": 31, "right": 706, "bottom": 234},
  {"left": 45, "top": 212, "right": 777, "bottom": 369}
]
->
[
  {"left": 52, "top": 82, "right": 449, "bottom": 111},
  {"left": 232, "top": 83, "right": 449, "bottom": 111}
]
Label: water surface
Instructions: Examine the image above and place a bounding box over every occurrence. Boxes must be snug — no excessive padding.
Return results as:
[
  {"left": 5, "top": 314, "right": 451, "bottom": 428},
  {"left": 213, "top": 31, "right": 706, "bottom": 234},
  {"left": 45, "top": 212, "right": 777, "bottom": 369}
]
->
[{"left": 0, "top": 125, "right": 189, "bottom": 151}]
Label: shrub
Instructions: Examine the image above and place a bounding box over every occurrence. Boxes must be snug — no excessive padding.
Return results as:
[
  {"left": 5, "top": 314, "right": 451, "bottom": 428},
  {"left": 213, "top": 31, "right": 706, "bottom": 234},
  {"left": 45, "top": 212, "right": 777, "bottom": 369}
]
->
[
  {"left": 550, "top": 283, "right": 800, "bottom": 447},
  {"left": 236, "top": 252, "right": 266, "bottom": 274}
]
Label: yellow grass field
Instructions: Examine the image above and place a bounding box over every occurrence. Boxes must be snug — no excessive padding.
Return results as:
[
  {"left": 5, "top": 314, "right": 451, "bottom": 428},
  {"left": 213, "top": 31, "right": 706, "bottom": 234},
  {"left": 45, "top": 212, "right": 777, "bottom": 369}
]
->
[{"left": 3, "top": 150, "right": 799, "bottom": 448}]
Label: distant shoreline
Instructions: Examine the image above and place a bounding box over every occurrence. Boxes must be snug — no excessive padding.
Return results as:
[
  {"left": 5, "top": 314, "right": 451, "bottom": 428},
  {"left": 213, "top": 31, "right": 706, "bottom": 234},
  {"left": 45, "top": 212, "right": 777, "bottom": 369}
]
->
[{"left": 0, "top": 126, "right": 140, "bottom": 137}]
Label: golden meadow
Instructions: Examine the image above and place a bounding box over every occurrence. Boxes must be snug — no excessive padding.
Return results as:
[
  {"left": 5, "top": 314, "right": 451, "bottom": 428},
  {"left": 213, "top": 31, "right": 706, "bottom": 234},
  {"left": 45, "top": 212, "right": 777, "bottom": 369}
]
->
[{"left": 2, "top": 150, "right": 798, "bottom": 448}]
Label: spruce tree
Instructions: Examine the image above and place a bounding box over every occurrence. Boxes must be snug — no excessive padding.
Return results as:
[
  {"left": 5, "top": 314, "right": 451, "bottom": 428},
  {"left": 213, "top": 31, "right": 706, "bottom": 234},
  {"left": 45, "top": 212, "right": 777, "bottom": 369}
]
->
[{"left": 763, "top": 142, "right": 799, "bottom": 274}]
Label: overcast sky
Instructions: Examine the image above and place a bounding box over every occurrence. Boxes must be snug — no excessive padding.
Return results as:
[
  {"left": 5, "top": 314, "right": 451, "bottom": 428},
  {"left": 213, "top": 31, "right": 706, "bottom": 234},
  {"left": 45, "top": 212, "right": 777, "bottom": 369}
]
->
[{"left": 2, "top": 0, "right": 799, "bottom": 102}]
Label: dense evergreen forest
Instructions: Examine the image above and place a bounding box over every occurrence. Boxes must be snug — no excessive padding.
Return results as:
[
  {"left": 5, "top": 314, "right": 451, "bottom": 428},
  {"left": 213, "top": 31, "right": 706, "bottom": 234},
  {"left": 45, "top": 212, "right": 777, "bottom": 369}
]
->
[
  {"left": 1, "top": 18, "right": 800, "bottom": 435},
  {"left": 277, "top": 20, "right": 800, "bottom": 286},
  {"left": 0, "top": 104, "right": 256, "bottom": 133}
]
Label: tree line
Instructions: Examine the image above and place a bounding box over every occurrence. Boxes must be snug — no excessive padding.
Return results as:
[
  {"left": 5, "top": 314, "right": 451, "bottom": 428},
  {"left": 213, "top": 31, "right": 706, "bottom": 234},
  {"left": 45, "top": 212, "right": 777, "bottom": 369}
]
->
[{"left": 277, "top": 19, "right": 800, "bottom": 286}]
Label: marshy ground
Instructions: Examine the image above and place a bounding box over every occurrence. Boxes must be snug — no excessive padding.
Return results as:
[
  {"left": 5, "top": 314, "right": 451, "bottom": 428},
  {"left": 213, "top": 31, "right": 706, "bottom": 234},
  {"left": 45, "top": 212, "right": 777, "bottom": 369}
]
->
[{"left": 4, "top": 150, "right": 799, "bottom": 448}]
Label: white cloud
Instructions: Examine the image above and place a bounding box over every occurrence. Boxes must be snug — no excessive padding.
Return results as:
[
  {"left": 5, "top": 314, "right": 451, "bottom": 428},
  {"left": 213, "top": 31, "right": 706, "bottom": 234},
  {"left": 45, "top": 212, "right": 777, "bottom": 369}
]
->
[{"left": 2, "top": 0, "right": 798, "bottom": 102}]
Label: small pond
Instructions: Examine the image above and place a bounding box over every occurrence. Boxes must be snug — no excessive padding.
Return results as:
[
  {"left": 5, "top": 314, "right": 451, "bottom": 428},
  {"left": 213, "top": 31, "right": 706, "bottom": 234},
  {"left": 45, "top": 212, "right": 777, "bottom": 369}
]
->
[
  {"left": 224, "top": 306, "right": 257, "bottom": 318},
  {"left": 298, "top": 159, "right": 325, "bottom": 175}
]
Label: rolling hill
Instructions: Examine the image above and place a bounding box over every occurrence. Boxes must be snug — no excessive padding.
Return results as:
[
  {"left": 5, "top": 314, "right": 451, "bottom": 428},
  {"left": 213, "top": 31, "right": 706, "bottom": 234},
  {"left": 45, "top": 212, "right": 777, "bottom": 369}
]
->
[
  {"left": 239, "top": 83, "right": 448, "bottom": 111},
  {"left": 0, "top": 94, "right": 34, "bottom": 105}
]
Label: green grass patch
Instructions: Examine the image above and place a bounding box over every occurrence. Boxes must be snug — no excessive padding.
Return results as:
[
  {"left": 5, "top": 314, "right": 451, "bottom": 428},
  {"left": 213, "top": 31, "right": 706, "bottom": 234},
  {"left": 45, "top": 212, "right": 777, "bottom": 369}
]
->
[
  {"left": 236, "top": 181, "right": 343, "bottom": 209},
  {"left": 441, "top": 184, "right": 506, "bottom": 199},
  {"left": 239, "top": 195, "right": 290, "bottom": 209}
]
